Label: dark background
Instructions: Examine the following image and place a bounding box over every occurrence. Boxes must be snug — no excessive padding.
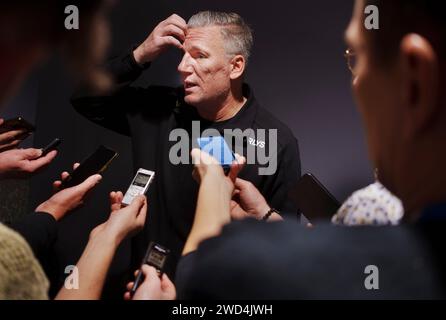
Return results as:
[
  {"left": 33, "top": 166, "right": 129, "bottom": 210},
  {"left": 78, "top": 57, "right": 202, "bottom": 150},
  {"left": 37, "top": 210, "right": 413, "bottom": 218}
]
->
[{"left": 3, "top": 0, "right": 373, "bottom": 297}]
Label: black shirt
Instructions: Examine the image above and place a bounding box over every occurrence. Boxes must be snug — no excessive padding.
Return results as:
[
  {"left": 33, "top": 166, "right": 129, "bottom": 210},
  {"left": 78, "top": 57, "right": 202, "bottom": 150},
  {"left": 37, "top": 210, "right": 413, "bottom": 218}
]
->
[{"left": 71, "top": 49, "right": 301, "bottom": 279}]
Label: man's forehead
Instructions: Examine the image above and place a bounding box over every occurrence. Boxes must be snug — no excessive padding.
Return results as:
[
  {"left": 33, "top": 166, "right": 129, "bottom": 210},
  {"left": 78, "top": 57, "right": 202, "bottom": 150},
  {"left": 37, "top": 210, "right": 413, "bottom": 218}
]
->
[{"left": 185, "top": 26, "right": 222, "bottom": 42}]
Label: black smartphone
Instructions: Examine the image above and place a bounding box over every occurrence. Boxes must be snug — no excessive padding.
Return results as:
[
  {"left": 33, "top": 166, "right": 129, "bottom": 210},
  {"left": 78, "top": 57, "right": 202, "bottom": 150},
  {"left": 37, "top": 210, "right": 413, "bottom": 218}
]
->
[
  {"left": 289, "top": 173, "right": 341, "bottom": 222},
  {"left": 0, "top": 117, "right": 35, "bottom": 135},
  {"left": 130, "top": 242, "right": 170, "bottom": 296},
  {"left": 60, "top": 145, "right": 118, "bottom": 189},
  {"left": 40, "top": 138, "right": 62, "bottom": 157}
]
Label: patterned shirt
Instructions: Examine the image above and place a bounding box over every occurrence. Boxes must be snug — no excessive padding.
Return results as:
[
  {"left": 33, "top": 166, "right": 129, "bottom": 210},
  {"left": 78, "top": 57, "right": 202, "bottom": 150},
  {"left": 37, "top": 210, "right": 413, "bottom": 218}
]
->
[{"left": 332, "top": 182, "right": 404, "bottom": 226}]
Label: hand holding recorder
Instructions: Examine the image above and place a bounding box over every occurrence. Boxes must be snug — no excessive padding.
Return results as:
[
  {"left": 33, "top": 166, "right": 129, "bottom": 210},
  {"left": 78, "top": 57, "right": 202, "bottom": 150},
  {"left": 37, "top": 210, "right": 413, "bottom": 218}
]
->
[{"left": 124, "top": 264, "right": 176, "bottom": 300}]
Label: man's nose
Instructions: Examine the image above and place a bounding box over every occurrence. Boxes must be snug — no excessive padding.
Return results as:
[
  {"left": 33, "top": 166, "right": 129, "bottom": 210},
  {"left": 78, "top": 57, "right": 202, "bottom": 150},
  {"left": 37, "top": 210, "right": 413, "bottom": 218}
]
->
[{"left": 178, "top": 54, "right": 192, "bottom": 75}]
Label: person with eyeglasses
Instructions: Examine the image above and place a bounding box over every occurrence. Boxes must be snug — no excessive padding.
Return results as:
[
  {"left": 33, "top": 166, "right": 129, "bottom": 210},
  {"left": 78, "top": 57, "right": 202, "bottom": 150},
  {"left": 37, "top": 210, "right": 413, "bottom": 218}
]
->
[{"left": 173, "top": 0, "right": 446, "bottom": 299}]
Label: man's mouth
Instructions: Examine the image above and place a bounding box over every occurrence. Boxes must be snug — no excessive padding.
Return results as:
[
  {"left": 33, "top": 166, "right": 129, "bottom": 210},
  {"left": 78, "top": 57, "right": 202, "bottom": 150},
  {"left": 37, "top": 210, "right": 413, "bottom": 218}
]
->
[{"left": 184, "top": 82, "right": 198, "bottom": 93}]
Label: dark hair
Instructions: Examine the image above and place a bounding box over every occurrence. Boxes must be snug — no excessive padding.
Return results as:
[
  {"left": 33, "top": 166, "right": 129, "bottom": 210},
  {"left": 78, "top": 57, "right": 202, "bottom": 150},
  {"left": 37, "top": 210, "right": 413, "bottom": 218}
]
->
[{"left": 365, "top": 1, "right": 446, "bottom": 63}]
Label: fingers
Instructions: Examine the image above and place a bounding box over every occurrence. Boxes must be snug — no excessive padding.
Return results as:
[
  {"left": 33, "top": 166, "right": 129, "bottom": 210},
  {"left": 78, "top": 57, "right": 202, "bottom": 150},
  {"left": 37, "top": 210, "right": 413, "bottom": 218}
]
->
[
  {"left": 71, "top": 174, "right": 102, "bottom": 194},
  {"left": 135, "top": 196, "right": 148, "bottom": 227},
  {"left": 53, "top": 180, "right": 62, "bottom": 191},
  {"left": 109, "top": 191, "right": 123, "bottom": 212},
  {"left": 0, "top": 138, "right": 21, "bottom": 152},
  {"left": 21, "top": 148, "right": 43, "bottom": 159},
  {"left": 126, "top": 281, "right": 135, "bottom": 291},
  {"left": 190, "top": 148, "right": 201, "bottom": 165},
  {"left": 228, "top": 154, "right": 246, "bottom": 181},
  {"left": 61, "top": 171, "right": 70, "bottom": 181},
  {"left": 234, "top": 177, "right": 251, "bottom": 190},
  {"left": 123, "top": 292, "right": 131, "bottom": 301},
  {"left": 0, "top": 129, "right": 27, "bottom": 144},
  {"left": 161, "top": 273, "right": 175, "bottom": 293},
  {"left": 73, "top": 162, "right": 80, "bottom": 170},
  {"left": 123, "top": 195, "right": 147, "bottom": 229},
  {"left": 161, "top": 36, "right": 183, "bottom": 50},
  {"left": 191, "top": 148, "right": 219, "bottom": 166},
  {"left": 163, "top": 24, "right": 186, "bottom": 42},
  {"left": 140, "top": 265, "right": 159, "bottom": 283},
  {"left": 22, "top": 150, "right": 57, "bottom": 173},
  {"left": 128, "top": 195, "right": 146, "bottom": 212},
  {"left": 161, "top": 14, "right": 187, "bottom": 31}
]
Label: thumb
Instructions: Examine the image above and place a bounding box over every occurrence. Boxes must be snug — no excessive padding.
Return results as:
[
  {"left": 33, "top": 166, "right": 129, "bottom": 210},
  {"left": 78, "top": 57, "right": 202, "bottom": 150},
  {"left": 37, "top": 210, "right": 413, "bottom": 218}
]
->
[
  {"left": 161, "top": 273, "right": 176, "bottom": 296},
  {"left": 228, "top": 154, "right": 246, "bottom": 181},
  {"left": 190, "top": 148, "right": 202, "bottom": 165},
  {"left": 21, "top": 148, "right": 42, "bottom": 159},
  {"left": 141, "top": 264, "right": 160, "bottom": 285},
  {"left": 128, "top": 195, "right": 146, "bottom": 212},
  {"left": 234, "top": 177, "right": 251, "bottom": 190},
  {"left": 73, "top": 174, "right": 102, "bottom": 193}
]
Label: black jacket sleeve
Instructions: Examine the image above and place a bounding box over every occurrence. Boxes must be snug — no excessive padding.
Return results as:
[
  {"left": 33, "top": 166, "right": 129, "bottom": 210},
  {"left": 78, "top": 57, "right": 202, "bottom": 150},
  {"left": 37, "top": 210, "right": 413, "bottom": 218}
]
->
[
  {"left": 71, "top": 48, "right": 150, "bottom": 136},
  {"left": 11, "top": 212, "right": 58, "bottom": 263}
]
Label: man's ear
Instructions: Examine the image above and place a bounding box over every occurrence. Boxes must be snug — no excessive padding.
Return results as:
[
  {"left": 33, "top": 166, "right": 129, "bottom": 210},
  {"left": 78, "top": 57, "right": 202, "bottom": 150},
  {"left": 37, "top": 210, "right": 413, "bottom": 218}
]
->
[
  {"left": 229, "top": 55, "right": 246, "bottom": 80},
  {"left": 400, "top": 33, "right": 439, "bottom": 138}
]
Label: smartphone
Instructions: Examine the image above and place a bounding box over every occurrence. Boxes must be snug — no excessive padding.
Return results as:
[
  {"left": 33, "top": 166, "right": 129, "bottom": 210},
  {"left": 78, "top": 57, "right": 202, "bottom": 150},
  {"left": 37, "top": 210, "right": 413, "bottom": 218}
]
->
[
  {"left": 289, "top": 173, "right": 341, "bottom": 222},
  {"left": 122, "top": 168, "right": 155, "bottom": 206},
  {"left": 196, "top": 136, "right": 235, "bottom": 173},
  {"left": 130, "top": 242, "right": 170, "bottom": 296},
  {"left": 60, "top": 145, "right": 118, "bottom": 189},
  {"left": 0, "top": 117, "right": 35, "bottom": 140},
  {"left": 40, "top": 138, "right": 62, "bottom": 157}
]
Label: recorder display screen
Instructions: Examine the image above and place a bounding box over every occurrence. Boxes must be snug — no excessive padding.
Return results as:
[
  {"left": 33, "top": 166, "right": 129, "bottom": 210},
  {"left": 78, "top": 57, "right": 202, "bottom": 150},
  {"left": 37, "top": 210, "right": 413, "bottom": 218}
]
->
[{"left": 133, "top": 173, "right": 151, "bottom": 187}]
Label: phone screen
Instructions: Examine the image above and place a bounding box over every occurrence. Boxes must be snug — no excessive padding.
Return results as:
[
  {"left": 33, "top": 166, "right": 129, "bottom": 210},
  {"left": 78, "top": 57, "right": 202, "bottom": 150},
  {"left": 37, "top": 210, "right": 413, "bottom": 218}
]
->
[{"left": 61, "top": 145, "right": 118, "bottom": 189}]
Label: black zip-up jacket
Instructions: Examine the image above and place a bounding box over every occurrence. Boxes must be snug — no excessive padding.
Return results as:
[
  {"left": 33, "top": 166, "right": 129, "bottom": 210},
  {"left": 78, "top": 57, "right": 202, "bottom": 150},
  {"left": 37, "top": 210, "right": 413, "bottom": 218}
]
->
[{"left": 71, "top": 49, "right": 301, "bottom": 279}]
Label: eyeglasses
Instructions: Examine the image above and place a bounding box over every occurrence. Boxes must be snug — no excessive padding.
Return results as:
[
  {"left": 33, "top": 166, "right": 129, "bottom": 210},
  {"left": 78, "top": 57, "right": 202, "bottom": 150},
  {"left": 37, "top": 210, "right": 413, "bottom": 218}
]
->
[{"left": 344, "top": 48, "right": 357, "bottom": 76}]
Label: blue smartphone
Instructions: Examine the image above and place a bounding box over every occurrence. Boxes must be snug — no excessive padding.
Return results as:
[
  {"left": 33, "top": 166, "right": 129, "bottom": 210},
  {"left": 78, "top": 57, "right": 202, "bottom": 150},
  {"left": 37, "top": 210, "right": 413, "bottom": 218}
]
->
[{"left": 196, "top": 136, "right": 235, "bottom": 173}]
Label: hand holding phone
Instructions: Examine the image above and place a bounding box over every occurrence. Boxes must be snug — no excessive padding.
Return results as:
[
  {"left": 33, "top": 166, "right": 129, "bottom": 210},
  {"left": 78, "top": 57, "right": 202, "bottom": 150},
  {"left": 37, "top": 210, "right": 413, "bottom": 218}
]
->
[
  {"left": 60, "top": 145, "right": 118, "bottom": 189},
  {"left": 196, "top": 136, "right": 235, "bottom": 174},
  {"left": 40, "top": 138, "right": 62, "bottom": 157}
]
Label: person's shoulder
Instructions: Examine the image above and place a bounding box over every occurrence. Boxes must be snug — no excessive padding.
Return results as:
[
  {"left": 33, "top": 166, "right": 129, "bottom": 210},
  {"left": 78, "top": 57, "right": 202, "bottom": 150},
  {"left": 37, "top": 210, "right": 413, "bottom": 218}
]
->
[
  {"left": 209, "top": 220, "right": 415, "bottom": 251},
  {"left": 194, "top": 222, "right": 442, "bottom": 298},
  {"left": 0, "top": 223, "right": 49, "bottom": 299},
  {"left": 250, "top": 105, "right": 298, "bottom": 155},
  {"left": 254, "top": 106, "right": 295, "bottom": 138}
]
